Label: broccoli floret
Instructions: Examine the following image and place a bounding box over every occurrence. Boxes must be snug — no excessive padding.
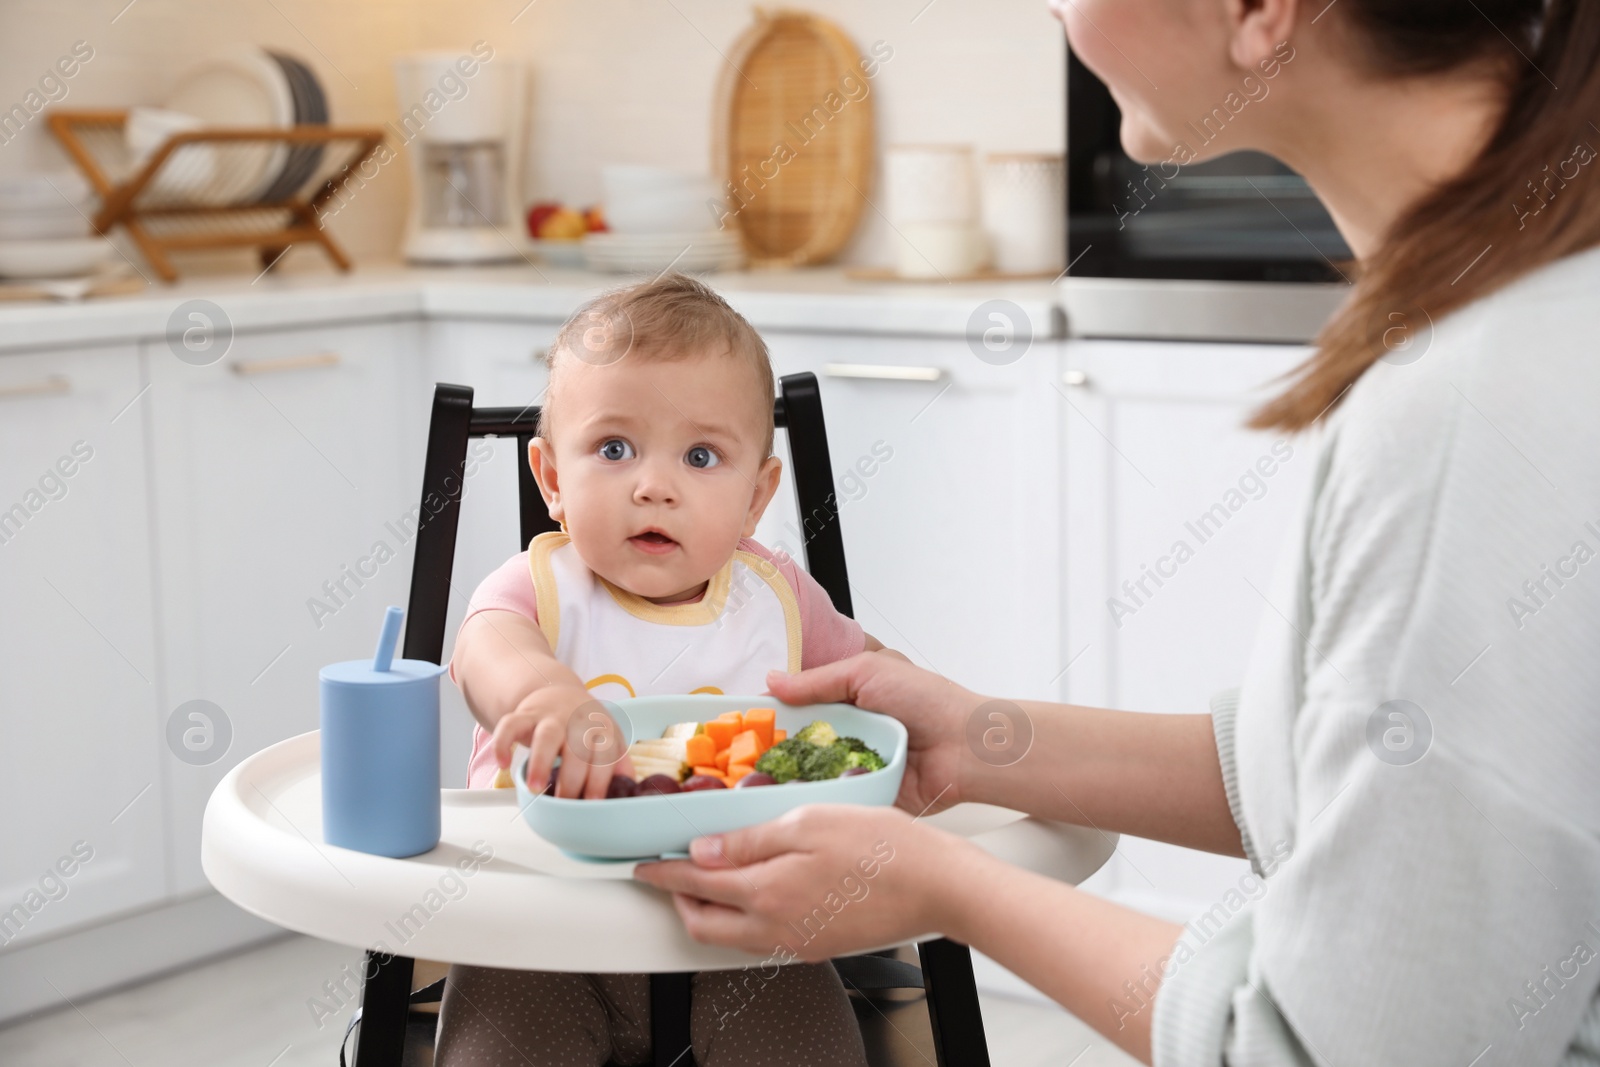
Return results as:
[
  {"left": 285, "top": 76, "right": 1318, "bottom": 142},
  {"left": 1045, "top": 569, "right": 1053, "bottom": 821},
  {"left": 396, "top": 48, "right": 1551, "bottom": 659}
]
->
[
  {"left": 793, "top": 720, "right": 839, "bottom": 747},
  {"left": 843, "top": 748, "right": 886, "bottom": 772},
  {"left": 756, "top": 733, "right": 885, "bottom": 782},
  {"left": 754, "top": 738, "right": 809, "bottom": 783},
  {"left": 797, "top": 741, "right": 850, "bottom": 781},
  {"left": 835, "top": 736, "right": 886, "bottom": 772}
]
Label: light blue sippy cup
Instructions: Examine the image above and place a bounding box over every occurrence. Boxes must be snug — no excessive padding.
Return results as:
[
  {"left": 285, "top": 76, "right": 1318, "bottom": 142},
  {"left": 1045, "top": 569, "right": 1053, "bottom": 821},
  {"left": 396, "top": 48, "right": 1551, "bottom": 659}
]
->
[{"left": 320, "top": 606, "right": 446, "bottom": 858}]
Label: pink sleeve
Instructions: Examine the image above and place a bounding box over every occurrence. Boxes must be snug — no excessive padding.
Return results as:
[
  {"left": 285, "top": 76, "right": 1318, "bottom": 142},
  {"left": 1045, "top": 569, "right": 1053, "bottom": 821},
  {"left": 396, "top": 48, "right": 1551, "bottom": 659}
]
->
[
  {"left": 452, "top": 552, "right": 538, "bottom": 789},
  {"left": 741, "top": 538, "right": 866, "bottom": 669}
]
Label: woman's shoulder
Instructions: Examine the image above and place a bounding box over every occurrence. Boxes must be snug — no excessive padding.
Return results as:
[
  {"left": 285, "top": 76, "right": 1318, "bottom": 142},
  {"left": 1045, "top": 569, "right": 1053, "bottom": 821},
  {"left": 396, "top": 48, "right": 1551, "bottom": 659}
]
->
[{"left": 1329, "top": 243, "right": 1600, "bottom": 472}]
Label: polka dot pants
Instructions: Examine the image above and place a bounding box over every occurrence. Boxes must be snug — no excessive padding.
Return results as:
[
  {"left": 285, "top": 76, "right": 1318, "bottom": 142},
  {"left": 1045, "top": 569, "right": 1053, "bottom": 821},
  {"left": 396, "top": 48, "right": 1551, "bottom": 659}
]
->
[{"left": 434, "top": 962, "right": 869, "bottom": 1066}]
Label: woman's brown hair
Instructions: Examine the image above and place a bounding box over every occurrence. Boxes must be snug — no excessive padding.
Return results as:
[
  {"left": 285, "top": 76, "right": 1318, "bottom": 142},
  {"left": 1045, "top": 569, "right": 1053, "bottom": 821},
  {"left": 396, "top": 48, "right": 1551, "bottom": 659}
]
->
[{"left": 1252, "top": 0, "right": 1600, "bottom": 430}]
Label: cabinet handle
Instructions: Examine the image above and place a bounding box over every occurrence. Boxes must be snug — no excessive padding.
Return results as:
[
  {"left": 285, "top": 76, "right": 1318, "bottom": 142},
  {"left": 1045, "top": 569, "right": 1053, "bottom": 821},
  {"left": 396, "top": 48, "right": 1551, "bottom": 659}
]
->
[
  {"left": 229, "top": 352, "right": 341, "bottom": 377},
  {"left": 1062, "top": 369, "right": 1090, "bottom": 387},
  {"left": 0, "top": 375, "right": 70, "bottom": 400},
  {"left": 823, "top": 362, "right": 946, "bottom": 383}
]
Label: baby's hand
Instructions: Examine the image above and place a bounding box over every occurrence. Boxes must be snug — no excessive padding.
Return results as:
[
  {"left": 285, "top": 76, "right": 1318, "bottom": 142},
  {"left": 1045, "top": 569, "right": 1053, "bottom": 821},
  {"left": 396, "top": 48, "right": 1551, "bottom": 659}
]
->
[{"left": 490, "top": 683, "right": 636, "bottom": 800}]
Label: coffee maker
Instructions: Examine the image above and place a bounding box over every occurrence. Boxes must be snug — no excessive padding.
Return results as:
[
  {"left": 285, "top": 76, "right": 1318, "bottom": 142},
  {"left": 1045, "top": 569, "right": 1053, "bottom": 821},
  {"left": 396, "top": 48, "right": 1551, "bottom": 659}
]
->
[{"left": 393, "top": 51, "right": 527, "bottom": 264}]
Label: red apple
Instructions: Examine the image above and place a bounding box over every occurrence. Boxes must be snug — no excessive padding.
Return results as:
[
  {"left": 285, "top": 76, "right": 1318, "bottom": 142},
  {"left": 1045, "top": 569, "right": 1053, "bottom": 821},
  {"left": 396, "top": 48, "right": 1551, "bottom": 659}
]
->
[{"left": 525, "top": 201, "right": 562, "bottom": 239}]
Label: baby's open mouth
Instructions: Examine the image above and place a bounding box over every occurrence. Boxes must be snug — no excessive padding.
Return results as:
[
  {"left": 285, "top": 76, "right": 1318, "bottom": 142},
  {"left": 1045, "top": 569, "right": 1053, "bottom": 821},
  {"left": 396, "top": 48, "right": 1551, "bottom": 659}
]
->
[{"left": 629, "top": 529, "right": 679, "bottom": 553}]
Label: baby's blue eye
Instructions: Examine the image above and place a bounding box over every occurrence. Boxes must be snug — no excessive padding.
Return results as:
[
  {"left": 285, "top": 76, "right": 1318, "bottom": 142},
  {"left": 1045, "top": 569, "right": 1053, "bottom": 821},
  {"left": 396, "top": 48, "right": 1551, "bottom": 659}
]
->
[
  {"left": 685, "top": 446, "right": 719, "bottom": 469},
  {"left": 599, "top": 439, "right": 634, "bottom": 461}
]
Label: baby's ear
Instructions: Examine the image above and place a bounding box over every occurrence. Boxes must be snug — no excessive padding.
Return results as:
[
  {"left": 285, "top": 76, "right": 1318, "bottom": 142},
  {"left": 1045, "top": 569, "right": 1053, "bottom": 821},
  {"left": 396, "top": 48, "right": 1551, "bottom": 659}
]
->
[
  {"left": 528, "top": 438, "right": 563, "bottom": 522},
  {"left": 743, "top": 454, "right": 784, "bottom": 536}
]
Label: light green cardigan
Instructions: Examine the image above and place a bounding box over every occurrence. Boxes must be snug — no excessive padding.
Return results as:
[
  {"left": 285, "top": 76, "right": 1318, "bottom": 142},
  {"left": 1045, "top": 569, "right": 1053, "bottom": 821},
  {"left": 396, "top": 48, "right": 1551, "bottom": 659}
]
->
[{"left": 1153, "top": 244, "right": 1600, "bottom": 1066}]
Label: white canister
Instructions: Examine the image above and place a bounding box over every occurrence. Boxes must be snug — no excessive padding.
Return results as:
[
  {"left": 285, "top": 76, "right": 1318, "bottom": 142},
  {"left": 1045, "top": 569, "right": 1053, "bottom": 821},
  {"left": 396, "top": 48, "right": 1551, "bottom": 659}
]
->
[
  {"left": 981, "top": 153, "right": 1065, "bottom": 275},
  {"left": 895, "top": 221, "right": 987, "bottom": 279},
  {"left": 885, "top": 144, "right": 978, "bottom": 226}
]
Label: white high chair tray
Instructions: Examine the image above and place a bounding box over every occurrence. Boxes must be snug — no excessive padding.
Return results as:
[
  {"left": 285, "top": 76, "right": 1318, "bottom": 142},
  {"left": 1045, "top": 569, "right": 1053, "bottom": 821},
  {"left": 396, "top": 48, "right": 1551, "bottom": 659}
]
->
[{"left": 202, "top": 730, "right": 1115, "bottom": 972}]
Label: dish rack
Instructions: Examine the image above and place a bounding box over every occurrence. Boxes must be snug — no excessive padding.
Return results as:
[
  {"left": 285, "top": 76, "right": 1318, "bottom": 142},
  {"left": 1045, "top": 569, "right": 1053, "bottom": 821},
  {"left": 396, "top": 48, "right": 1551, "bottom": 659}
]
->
[{"left": 48, "top": 109, "right": 386, "bottom": 283}]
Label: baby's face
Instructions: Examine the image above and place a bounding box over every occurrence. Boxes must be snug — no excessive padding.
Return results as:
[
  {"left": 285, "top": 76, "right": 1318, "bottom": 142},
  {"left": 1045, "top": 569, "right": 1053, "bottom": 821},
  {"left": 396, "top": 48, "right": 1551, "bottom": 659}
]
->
[{"left": 531, "top": 348, "right": 781, "bottom": 602}]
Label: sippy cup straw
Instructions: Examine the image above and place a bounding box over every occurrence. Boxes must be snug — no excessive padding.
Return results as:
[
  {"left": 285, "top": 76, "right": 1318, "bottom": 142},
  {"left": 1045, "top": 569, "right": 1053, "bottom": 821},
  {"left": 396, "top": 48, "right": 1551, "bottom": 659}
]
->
[{"left": 372, "top": 605, "right": 403, "bottom": 672}]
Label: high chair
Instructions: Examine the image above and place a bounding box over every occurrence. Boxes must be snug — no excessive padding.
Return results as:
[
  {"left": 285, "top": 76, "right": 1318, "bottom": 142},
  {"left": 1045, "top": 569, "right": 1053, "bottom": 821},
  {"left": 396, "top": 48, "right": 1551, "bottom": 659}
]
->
[{"left": 342, "top": 373, "right": 991, "bottom": 1066}]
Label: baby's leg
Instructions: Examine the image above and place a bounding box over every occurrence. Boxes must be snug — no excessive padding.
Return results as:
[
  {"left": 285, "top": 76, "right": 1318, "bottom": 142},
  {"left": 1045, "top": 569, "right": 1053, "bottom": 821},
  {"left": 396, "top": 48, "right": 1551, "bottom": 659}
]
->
[
  {"left": 689, "top": 962, "right": 868, "bottom": 1066},
  {"left": 434, "top": 963, "right": 651, "bottom": 1066}
]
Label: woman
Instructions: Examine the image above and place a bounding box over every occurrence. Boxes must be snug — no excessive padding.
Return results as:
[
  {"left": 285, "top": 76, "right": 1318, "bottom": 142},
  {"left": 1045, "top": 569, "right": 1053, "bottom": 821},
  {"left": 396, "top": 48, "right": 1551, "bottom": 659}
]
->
[{"left": 635, "top": 0, "right": 1600, "bottom": 1063}]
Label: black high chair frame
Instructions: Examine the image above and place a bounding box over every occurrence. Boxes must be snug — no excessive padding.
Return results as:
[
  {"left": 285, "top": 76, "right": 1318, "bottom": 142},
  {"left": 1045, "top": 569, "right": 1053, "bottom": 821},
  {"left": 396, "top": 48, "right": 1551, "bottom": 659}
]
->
[{"left": 347, "top": 373, "right": 990, "bottom": 1066}]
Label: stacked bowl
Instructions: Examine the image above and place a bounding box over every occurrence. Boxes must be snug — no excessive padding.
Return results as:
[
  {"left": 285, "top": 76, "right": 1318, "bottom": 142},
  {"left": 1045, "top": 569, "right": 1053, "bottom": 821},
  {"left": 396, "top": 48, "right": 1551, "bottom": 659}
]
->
[
  {"left": 585, "top": 165, "right": 743, "bottom": 273},
  {"left": 0, "top": 172, "right": 115, "bottom": 280}
]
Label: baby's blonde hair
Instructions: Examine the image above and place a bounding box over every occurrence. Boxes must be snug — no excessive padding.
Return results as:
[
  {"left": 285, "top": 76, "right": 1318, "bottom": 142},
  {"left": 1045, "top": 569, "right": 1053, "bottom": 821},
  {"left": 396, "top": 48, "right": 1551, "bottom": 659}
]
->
[{"left": 540, "top": 273, "right": 776, "bottom": 457}]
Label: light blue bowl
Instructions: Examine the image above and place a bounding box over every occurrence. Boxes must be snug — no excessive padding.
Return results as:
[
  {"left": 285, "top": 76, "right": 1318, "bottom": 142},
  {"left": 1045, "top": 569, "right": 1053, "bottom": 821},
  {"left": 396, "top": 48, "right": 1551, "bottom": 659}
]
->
[{"left": 514, "top": 694, "right": 907, "bottom": 860}]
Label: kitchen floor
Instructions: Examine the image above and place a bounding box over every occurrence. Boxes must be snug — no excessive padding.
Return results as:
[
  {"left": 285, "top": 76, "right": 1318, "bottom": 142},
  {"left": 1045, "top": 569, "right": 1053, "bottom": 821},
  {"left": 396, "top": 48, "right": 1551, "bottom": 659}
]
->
[{"left": 1, "top": 934, "right": 1139, "bottom": 1067}]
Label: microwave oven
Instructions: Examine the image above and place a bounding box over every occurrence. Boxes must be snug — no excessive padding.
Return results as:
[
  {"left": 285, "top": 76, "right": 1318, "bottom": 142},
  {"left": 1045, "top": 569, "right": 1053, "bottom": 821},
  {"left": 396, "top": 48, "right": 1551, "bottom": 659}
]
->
[{"left": 1066, "top": 49, "right": 1351, "bottom": 283}]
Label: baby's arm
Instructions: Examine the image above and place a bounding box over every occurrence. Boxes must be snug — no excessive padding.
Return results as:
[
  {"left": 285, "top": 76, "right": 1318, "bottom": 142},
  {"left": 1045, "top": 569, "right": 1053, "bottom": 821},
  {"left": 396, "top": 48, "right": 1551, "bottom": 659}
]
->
[
  {"left": 452, "top": 610, "right": 631, "bottom": 799},
  {"left": 863, "top": 632, "right": 911, "bottom": 663}
]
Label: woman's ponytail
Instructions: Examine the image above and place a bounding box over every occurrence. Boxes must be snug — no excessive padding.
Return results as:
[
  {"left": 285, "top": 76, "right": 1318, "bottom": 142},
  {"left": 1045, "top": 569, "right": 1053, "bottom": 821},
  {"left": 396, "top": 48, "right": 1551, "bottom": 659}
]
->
[{"left": 1252, "top": 0, "right": 1600, "bottom": 431}]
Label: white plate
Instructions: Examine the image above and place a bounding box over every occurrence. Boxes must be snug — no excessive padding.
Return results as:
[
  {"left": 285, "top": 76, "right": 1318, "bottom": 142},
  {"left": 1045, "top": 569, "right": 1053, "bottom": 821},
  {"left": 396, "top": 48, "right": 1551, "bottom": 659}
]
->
[
  {"left": 0, "top": 171, "right": 92, "bottom": 210},
  {"left": 531, "top": 238, "right": 587, "bottom": 268},
  {"left": 0, "top": 238, "right": 116, "bottom": 279},
  {"left": 585, "top": 232, "right": 741, "bottom": 254},
  {"left": 585, "top": 251, "right": 744, "bottom": 274},
  {"left": 162, "top": 48, "right": 294, "bottom": 204},
  {"left": 585, "top": 235, "right": 742, "bottom": 270},
  {"left": 0, "top": 203, "right": 88, "bottom": 240}
]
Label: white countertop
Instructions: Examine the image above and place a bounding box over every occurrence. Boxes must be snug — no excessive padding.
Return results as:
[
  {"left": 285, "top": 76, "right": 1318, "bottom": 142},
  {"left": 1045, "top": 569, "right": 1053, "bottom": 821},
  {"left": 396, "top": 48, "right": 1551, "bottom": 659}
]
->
[
  {"left": 0, "top": 263, "right": 1069, "bottom": 354},
  {"left": 0, "top": 261, "right": 1350, "bottom": 354}
]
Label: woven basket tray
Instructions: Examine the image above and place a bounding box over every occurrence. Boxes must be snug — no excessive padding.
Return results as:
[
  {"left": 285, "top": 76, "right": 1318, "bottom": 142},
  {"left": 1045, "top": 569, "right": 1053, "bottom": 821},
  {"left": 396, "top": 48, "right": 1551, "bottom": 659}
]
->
[{"left": 713, "top": 9, "right": 875, "bottom": 267}]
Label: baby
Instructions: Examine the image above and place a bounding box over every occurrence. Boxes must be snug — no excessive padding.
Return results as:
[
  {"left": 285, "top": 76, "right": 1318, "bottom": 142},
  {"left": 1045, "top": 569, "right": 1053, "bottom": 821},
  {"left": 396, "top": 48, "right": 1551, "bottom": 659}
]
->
[{"left": 435, "top": 273, "right": 894, "bottom": 1066}]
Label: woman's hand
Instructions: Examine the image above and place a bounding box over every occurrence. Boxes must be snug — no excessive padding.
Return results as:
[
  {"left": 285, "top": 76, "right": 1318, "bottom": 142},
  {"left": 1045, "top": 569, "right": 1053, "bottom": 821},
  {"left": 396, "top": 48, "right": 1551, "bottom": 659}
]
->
[
  {"left": 490, "top": 683, "right": 635, "bottom": 799},
  {"left": 766, "top": 654, "right": 978, "bottom": 817},
  {"left": 633, "top": 804, "right": 984, "bottom": 961}
]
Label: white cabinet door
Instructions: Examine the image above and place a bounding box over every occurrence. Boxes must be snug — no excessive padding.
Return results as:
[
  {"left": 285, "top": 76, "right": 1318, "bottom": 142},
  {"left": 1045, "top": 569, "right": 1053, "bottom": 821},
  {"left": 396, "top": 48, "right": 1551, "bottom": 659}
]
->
[
  {"left": 1061, "top": 339, "right": 1313, "bottom": 917},
  {"left": 760, "top": 334, "right": 1062, "bottom": 701},
  {"left": 423, "top": 319, "right": 560, "bottom": 785},
  {"left": 147, "top": 320, "right": 421, "bottom": 892},
  {"left": 0, "top": 346, "right": 167, "bottom": 944}
]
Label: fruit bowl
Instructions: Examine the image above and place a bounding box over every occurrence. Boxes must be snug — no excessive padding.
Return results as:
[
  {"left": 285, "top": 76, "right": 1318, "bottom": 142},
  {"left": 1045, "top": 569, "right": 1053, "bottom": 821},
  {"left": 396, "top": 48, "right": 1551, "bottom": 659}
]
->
[{"left": 514, "top": 694, "right": 907, "bottom": 860}]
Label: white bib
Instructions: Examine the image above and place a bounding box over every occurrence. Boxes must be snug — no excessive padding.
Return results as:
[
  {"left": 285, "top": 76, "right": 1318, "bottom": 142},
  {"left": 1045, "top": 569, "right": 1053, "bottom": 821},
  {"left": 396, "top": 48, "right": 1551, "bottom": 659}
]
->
[{"left": 527, "top": 532, "right": 802, "bottom": 702}]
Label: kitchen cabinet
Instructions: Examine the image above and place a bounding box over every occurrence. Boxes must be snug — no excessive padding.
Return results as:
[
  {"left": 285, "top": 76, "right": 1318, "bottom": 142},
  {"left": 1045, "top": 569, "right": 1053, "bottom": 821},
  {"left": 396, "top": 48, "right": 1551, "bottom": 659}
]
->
[
  {"left": 1060, "top": 338, "right": 1314, "bottom": 916},
  {"left": 145, "top": 319, "right": 422, "bottom": 892},
  {"left": 759, "top": 333, "right": 1062, "bottom": 701},
  {"left": 0, "top": 346, "right": 167, "bottom": 944}
]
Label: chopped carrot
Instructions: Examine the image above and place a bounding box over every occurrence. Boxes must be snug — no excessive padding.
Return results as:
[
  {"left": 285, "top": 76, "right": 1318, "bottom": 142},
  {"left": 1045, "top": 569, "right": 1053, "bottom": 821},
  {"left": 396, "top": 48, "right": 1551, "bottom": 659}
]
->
[
  {"left": 684, "top": 734, "right": 716, "bottom": 768},
  {"left": 716, "top": 710, "right": 744, "bottom": 724},
  {"left": 773, "top": 729, "right": 787, "bottom": 743},
  {"left": 727, "top": 764, "right": 755, "bottom": 783},
  {"left": 691, "top": 766, "right": 727, "bottom": 780},
  {"left": 714, "top": 749, "right": 733, "bottom": 771},
  {"left": 743, "top": 707, "right": 775, "bottom": 748},
  {"left": 703, "top": 719, "right": 738, "bottom": 751},
  {"left": 727, "top": 729, "right": 762, "bottom": 768}
]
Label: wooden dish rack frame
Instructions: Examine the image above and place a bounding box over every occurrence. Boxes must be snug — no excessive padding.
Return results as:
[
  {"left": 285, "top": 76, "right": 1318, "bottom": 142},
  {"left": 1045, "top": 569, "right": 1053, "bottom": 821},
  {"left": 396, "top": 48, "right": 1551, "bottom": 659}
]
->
[{"left": 48, "top": 109, "right": 386, "bottom": 283}]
